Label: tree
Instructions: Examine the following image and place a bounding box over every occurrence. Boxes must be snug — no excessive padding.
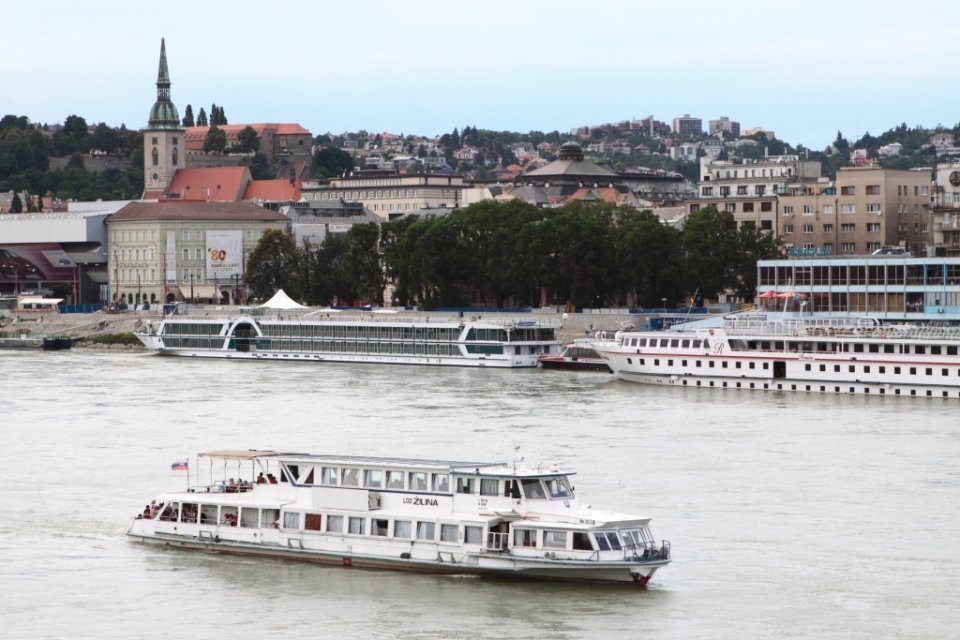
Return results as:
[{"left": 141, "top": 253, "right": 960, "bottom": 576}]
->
[
  {"left": 196, "top": 107, "right": 208, "bottom": 127},
  {"left": 90, "top": 123, "right": 120, "bottom": 154},
  {"left": 182, "top": 104, "right": 195, "bottom": 127},
  {"left": 236, "top": 126, "right": 259, "bottom": 153},
  {"left": 244, "top": 229, "right": 302, "bottom": 300},
  {"left": 681, "top": 206, "right": 740, "bottom": 302},
  {"left": 313, "top": 147, "right": 355, "bottom": 179},
  {"left": 202, "top": 125, "right": 227, "bottom": 154},
  {"left": 10, "top": 192, "right": 22, "bottom": 213}
]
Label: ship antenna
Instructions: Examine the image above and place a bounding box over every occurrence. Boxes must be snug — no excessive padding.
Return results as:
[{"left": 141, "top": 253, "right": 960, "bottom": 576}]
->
[{"left": 512, "top": 442, "right": 522, "bottom": 473}]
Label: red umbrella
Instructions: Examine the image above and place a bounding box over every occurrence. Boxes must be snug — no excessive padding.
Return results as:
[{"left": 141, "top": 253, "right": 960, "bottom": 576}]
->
[
  {"left": 776, "top": 291, "right": 807, "bottom": 299},
  {"left": 757, "top": 290, "right": 777, "bottom": 299}
]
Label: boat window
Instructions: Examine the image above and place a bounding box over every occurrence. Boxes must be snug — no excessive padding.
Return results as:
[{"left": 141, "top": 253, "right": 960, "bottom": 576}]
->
[
  {"left": 681, "top": 339, "right": 690, "bottom": 348},
  {"left": 432, "top": 474, "right": 449, "bottom": 492},
  {"left": 325, "top": 515, "right": 343, "bottom": 533},
  {"left": 348, "top": 517, "right": 364, "bottom": 535},
  {"left": 283, "top": 465, "right": 298, "bottom": 483},
  {"left": 440, "top": 524, "right": 459, "bottom": 543},
  {"left": 915, "top": 345, "right": 926, "bottom": 355},
  {"left": 321, "top": 467, "right": 338, "bottom": 485},
  {"left": 594, "top": 532, "right": 610, "bottom": 551},
  {"left": 240, "top": 507, "right": 259, "bottom": 528},
  {"left": 931, "top": 345, "right": 942, "bottom": 355},
  {"left": 503, "top": 479, "right": 521, "bottom": 498},
  {"left": 638, "top": 339, "right": 647, "bottom": 347},
  {"left": 544, "top": 477, "right": 573, "bottom": 498},
  {"left": 603, "top": 531, "right": 622, "bottom": 550},
  {"left": 200, "top": 505, "right": 218, "bottom": 525},
  {"left": 456, "top": 477, "right": 474, "bottom": 494},
  {"left": 385, "top": 470, "right": 404, "bottom": 489},
  {"left": 543, "top": 530, "right": 567, "bottom": 549},
  {"left": 521, "top": 479, "right": 546, "bottom": 499},
  {"left": 282, "top": 512, "right": 300, "bottom": 530},
  {"left": 373, "top": 519, "right": 389, "bottom": 536},
  {"left": 180, "top": 503, "right": 198, "bottom": 524},
  {"left": 363, "top": 469, "right": 383, "bottom": 488},
  {"left": 158, "top": 502, "right": 178, "bottom": 522},
  {"left": 221, "top": 506, "right": 238, "bottom": 527},
  {"left": 514, "top": 529, "right": 537, "bottom": 548},
  {"left": 465, "top": 525, "right": 483, "bottom": 545},
  {"left": 305, "top": 513, "right": 322, "bottom": 531},
  {"left": 342, "top": 468, "right": 360, "bottom": 486},
  {"left": 416, "top": 521, "right": 435, "bottom": 541},
  {"left": 394, "top": 520, "right": 412, "bottom": 539},
  {"left": 670, "top": 339, "right": 679, "bottom": 348},
  {"left": 573, "top": 532, "right": 594, "bottom": 550},
  {"left": 480, "top": 478, "right": 499, "bottom": 496},
  {"left": 409, "top": 472, "right": 428, "bottom": 492},
  {"left": 302, "top": 468, "right": 315, "bottom": 484}
]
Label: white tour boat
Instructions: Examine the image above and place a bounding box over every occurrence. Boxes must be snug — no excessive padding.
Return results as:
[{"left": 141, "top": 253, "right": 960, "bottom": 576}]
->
[
  {"left": 593, "top": 313, "right": 960, "bottom": 398},
  {"left": 127, "top": 450, "right": 671, "bottom": 585},
  {"left": 135, "top": 312, "right": 560, "bottom": 368}
]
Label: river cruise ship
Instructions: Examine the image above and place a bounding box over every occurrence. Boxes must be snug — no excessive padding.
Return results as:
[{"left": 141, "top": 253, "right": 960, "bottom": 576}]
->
[
  {"left": 127, "top": 450, "right": 671, "bottom": 585},
  {"left": 135, "top": 312, "right": 560, "bottom": 368},
  {"left": 594, "top": 314, "right": 960, "bottom": 398}
]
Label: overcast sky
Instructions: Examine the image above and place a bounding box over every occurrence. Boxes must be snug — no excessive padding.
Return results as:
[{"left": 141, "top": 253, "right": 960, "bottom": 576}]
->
[{"left": 3, "top": 0, "right": 958, "bottom": 149}]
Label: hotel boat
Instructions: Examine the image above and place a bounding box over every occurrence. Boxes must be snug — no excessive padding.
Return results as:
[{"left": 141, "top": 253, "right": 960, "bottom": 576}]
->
[
  {"left": 127, "top": 450, "right": 671, "bottom": 585},
  {"left": 134, "top": 311, "right": 560, "bottom": 368},
  {"left": 593, "top": 313, "right": 960, "bottom": 398}
]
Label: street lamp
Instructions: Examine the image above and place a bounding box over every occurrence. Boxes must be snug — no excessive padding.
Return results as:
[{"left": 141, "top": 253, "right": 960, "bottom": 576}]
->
[{"left": 1, "top": 264, "right": 20, "bottom": 296}]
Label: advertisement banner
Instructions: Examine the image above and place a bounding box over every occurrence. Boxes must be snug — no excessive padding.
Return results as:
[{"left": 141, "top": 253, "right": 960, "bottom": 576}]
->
[{"left": 205, "top": 230, "right": 243, "bottom": 279}]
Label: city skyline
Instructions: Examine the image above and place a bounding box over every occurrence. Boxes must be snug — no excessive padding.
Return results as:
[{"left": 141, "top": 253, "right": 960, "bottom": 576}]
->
[{"left": 3, "top": 0, "right": 958, "bottom": 149}]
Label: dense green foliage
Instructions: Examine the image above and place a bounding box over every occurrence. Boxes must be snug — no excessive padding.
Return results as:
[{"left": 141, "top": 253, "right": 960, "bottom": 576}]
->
[
  {"left": 313, "top": 147, "right": 355, "bottom": 179},
  {"left": 88, "top": 332, "right": 142, "bottom": 345},
  {"left": 245, "top": 201, "right": 779, "bottom": 309}
]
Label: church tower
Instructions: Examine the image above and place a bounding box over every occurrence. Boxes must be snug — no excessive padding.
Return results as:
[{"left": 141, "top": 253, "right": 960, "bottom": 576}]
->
[{"left": 142, "top": 38, "right": 183, "bottom": 197}]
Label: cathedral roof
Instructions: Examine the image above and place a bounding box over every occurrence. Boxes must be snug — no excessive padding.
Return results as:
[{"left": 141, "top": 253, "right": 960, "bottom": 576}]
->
[{"left": 147, "top": 38, "right": 182, "bottom": 130}]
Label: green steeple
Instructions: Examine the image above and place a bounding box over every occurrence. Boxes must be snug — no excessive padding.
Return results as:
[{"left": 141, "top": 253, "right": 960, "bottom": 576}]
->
[{"left": 148, "top": 38, "right": 181, "bottom": 129}]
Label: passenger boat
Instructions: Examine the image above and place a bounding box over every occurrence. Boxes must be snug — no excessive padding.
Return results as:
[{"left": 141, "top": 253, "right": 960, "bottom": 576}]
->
[
  {"left": 41, "top": 337, "right": 73, "bottom": 351},
  {"left": 593, "top": 313, "right": 960, "bottom": 398},
  {"left": 537, "top": 338, "right": 612, "bottom": 372},
  {"left": 127, "top": 450, "right": 671, "bottom": 585},
  {"left": 134, "top": 312, "right": 560, "bottom": 368}
]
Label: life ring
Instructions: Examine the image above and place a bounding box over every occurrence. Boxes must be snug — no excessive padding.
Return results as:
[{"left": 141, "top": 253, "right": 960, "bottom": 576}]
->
[
  {"left": 708, "top": 329, "right": 715, "bottom": 336},
  {"left": 792, "top": 330, "right": 798, "bottom": 337}
]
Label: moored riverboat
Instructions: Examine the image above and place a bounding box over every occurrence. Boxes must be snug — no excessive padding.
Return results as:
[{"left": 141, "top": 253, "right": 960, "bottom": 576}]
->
[
  {"left": 135, "top": 312, "right": 560, "bottom": 368},
  {"left": 127, "top": 450, "right": 670, "bottom": 585},
  {"left": 593, "top": 313, "right": 960, "bottom": 398},
  {"left": 538, "top": 338, "right": 612, "bottom": 372}
]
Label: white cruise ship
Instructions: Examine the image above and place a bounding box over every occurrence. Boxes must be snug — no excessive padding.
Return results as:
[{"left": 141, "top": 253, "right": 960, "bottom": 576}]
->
[
  {"left": 127, "top": 450, "right": 671, "bottom": 585},
  {"left": 135, "top": 312, "right": 560, "bottom": 368},
  {"left": 594, "top": 314, "right": 960, "bottom": 398}
]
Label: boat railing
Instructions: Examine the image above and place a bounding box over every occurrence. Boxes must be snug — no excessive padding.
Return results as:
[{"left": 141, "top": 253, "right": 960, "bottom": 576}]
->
[
  {"left": 725, "top": 318, "right": 960, "bottom": 341},
  {"left": 485, "top": 531, "right": 509, "bottom": 552}
]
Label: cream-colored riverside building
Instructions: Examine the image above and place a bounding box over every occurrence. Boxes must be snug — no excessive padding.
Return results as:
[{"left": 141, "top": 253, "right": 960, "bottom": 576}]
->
[
  {"left": 300, "top": 171, "right": 467, "bottom": 220},
  {"left": 105, "top": 201, "right": 288, "bottom": 305},
  {"left": 778, "top": 166, "right": 932, "bottom": 256}
]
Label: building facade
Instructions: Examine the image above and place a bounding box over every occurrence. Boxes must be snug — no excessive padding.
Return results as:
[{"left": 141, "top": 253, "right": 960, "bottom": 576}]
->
[
  {"left": 105, "top": 201, "right": 289, "bottom": 305},
  {"left": 142, "top": 39, "right": 184, "bottom": 198},
  {"left": 777, "top": 167, "right": 931, "bottom": 256},
  {"left": 300, "top": 171, "right": 467, "bottom": 220},
  {"left": 671, "top": 114, "right": 702, "bottom": 136},
  {"left": 932, "top": 162, "right": 960, "bottom": 256}
]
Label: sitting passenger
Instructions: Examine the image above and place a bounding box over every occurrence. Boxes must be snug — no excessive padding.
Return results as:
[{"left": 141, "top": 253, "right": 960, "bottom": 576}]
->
[
  {"left": 257, "top": 472, "right": 267, "bottom": 484},
  {"left": 267, "top": 473, "right": 278, "bottom": 484}
]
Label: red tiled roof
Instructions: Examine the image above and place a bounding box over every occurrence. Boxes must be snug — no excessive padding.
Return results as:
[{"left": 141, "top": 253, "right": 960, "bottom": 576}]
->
[
  {"left": 108, "top": 201, "right": 287, "bottom": 222},
  {"left": 243, "top": 179, "right": 302, "bottom": 202},
  {"left": 166, "top": 167, "right": 251, "bottom": 202}
]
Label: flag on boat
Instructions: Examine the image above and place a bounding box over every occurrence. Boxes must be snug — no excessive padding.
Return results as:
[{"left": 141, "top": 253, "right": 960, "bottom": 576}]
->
[{"left": 171, "top": 459, "right": 189, "bottom": 471}]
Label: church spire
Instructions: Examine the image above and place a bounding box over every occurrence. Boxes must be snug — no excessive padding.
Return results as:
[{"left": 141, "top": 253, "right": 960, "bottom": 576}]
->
[{"left": 148, "top": 37, "right": 181, "bottom": 129}]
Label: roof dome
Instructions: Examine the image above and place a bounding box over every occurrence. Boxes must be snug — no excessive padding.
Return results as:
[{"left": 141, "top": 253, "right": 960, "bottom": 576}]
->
[{"left": 558, "top": 142, "right": 584, "bottom": 161}]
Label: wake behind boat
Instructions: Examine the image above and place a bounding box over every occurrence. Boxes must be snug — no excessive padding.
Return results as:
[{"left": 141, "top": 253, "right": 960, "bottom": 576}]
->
[
  {"left": 127, "top": 450, "right": 670, "bottom": 585},
  {"left": 594, "top": 312, "right": 960, "bottom": 398}
]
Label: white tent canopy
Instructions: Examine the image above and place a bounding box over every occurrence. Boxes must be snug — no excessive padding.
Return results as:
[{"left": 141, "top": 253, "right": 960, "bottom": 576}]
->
[{"left": 259, "top": 289, "right": 308, "bottom": 310}]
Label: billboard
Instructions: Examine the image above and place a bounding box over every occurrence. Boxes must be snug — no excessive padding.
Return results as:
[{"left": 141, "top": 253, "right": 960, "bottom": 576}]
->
[{"left": 206, "top": 230, "right": 243, "bottom": 279}]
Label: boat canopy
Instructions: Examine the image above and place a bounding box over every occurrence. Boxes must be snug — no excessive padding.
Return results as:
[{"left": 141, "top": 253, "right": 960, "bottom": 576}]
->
[
  {"left": 198, "top": 449, "right": 279, "bottom": 461},
  {"left": 260, "top": 289, "right": 307, "bottom": 310}
]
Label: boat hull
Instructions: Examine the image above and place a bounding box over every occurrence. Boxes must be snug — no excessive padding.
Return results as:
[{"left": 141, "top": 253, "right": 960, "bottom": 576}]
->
[
  {"left": 127, "top": 529, "right": 666, "bottom": 585},
  {"left": 538, "top": 357, "right": 611, "bottom": 372}
]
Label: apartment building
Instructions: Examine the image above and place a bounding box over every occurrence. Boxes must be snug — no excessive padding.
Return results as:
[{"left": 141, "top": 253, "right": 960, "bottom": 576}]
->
[
  {"left": 777, "top": 167, "right": 931, "bottom": 256},
  {"left": 690, "top": 155, "right": 822, "bottom": 233},
  {"left": 671, "top": 114, "right": 702, "bottom": 136},
  {"left": 300, "top": 171, "right": 466, "bottom": 220},
  {"left": 931, "top": 162, "right": 960, "bottom": 256}
]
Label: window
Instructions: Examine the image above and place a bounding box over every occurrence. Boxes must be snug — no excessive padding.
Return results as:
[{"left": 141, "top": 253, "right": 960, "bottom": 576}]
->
[
  {"left": 341, "top": 468, "right": 359, "bottom": 486},
  {"left": 321, "top": 467, "right": 338, "bottom": 485},
  {"left": 432, "top": 473, "right": 449, "bottom": 492},
  {"left": 701, "top": 186, "right": 714, "bottom": 196},
  {"left": 841, "top": 242, "right": 856, "bottom": 253},
  {"left": 305, "top": 513, "right": 322, "bottom": 531},
  {"left": 743, "top": 202, "right": 754, "bottom": 212},
  {"left": 783, "top": 206, "right": 794, "bottom": 215},
  {"left": 737, "top": 185, "right": 748, "bottom": 195},
  {"left": 325, "top": 515, "right": 343, "bottom": 533},
  {"left": 544, "top": 477, "right": 572, "bottom": 498},
  {"left": 394, "top": 520, "right": 411, "bottom": 539},
  {"left": 409, "top": 472, "right": 428, "bottom": 491},
  {"left": 480, "top": 479, "right": 499, "bottom": 496},
  {"left": 373, "top": 519, "right": 389, "bottom": 536},
  {"left": 783, "top": 224, "right": 794, "bottom": 234},
  {"left": 514, "top": 529, "right": 537, "bottom": 547},
  {"left": 440, "top": 524, "right": 459, "bottom": 543},
  {"left": 521, "top": 479, "right": 546, "bottom": 499},
  {"left": 841, "top": 204, "right": 856, "bottom": 214},
  {"left": 348, "top": 517, "right": 364, "bottom": 535},
  {"left": 543, "top": 530, "right": 568, "bottom": 549},
  {"left": 283, "top": 512, "right": 300, "bottom": 529},
  {"left": 866, "top": 203, "right": 881, "bottom": 213},
  {"left": 823, "top": 204, "right": 834, "bottom": 214},
  {"left": 363, "top": 469, "right": 383, "bottom": 488},
  {"left": 866, "top": 185, "right": 880, "bottom": 195},
  {"left": 841, "top": 186, "right": 855, "bottom": 196},
  {"left": 841, "top": 223, "right": 856, "bottom": 233},
  {"left": 385, "top": 470, "right": 404, "bottom": 489},
  {"left": 803, "top": 224, "right": 814, "bottom": 234},
  {"left": 456, "top": 477, "right": 474, "bottom": 494},
  {"left": 761, "top": 202, "right": 772, "bottom": 212},
  {"left": 823, "top": 224, "right": 834, "bottom": 234},
  {"left": 803, "top": 205, "right": 813, "bottom": 215},
  {"left": 416, "top": 521, "right": 435, "bottom": 541},
  {"left": 867, "top": 223, "right": 881, "bottom": 232},
  {"left": 465, "top": 526, "right": 483, "bottom": 545}
]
